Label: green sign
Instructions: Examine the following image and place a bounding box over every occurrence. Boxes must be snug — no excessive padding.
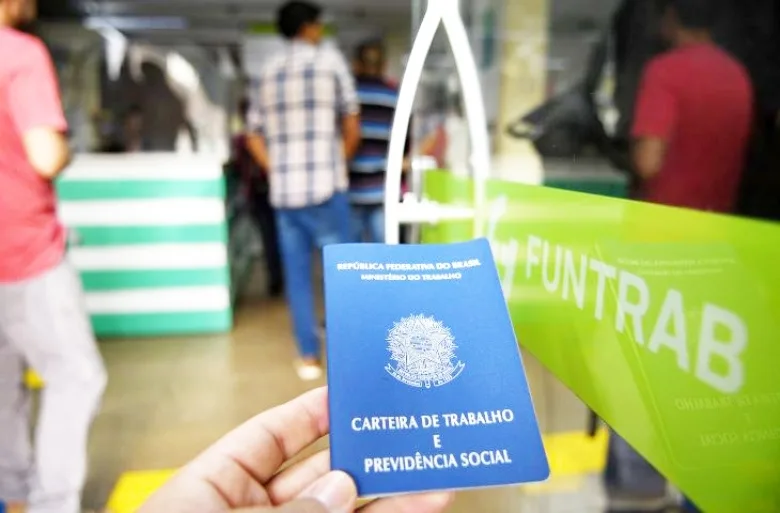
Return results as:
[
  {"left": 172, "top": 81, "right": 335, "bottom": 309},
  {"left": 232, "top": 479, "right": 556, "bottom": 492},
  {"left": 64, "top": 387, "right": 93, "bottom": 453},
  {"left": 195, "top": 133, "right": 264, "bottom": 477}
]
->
[{"left": 422, "top": 170, "right": 780, "bottom": 513}]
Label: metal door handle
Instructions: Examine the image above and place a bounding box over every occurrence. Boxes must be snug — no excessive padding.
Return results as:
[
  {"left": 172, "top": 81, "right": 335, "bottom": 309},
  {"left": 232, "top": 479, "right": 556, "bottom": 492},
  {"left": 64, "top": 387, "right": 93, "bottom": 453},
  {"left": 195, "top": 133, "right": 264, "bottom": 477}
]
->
[{"left": 384, "top": 0, "right": 491, "bottom": 244}]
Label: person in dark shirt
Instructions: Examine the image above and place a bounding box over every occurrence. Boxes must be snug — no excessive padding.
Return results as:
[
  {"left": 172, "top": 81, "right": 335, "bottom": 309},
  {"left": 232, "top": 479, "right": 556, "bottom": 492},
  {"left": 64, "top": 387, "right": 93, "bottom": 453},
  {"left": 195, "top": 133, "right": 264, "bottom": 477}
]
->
[
  {"left": 122, "top": 104, "right": 145, "bottom": 152},
  {"left": 631, "top": 0, "right": 753, "bottom": 213},
  {"left": 102, "top": 105, "right": 148, "bottom": 153},
  {"left": 349, "top": 40, "right": 399, "bottom": 243},
  {"left": 232, "top": 98, "right": 283, "bottom": 297}
]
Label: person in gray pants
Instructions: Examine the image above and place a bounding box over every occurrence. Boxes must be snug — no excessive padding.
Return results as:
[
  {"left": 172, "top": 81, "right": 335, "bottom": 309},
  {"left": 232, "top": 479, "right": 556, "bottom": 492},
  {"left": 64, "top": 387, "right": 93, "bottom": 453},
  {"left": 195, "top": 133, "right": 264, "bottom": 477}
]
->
[{"left": 0, "top": 1, "right": 107, "bottom": 512}]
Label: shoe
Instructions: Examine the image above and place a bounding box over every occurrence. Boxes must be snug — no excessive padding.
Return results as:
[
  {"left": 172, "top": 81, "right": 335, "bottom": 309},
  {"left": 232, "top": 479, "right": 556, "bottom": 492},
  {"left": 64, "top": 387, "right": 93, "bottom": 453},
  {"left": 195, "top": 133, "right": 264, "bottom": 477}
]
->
[{"left": 296, "top": 360, "right": 324, "bottom": 381}]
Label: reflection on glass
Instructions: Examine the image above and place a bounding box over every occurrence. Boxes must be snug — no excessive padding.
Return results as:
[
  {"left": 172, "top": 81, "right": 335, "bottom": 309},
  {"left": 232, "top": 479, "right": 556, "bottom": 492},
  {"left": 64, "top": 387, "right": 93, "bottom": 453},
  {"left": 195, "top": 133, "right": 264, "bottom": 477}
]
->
[{"left": 422, "top": 170, "right": 780, "bottom": 512}]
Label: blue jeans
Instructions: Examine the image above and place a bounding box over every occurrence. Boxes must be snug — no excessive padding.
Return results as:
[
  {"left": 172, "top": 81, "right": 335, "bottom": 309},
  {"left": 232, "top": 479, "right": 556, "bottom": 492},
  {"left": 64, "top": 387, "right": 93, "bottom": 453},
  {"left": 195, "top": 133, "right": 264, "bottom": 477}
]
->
[
  {"left": 275, "top": 193, "right": 352, "bottom": 359},
  {"left": 351, "top": 203, "right": 385, "bottom": 243}
]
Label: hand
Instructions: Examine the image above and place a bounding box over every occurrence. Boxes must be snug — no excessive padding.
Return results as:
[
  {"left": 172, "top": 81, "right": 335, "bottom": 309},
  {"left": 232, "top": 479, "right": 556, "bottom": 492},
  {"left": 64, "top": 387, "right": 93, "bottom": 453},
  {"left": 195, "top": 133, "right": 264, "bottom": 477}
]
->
[
  {"left": 402, "top": 157, "right": 412, "bottom": 174},
  {"left": 139, "top": 387, "right": 453, "bottom": 513},
  {"left": 246, "top": 133, "right": 271, "bottom": 171}
]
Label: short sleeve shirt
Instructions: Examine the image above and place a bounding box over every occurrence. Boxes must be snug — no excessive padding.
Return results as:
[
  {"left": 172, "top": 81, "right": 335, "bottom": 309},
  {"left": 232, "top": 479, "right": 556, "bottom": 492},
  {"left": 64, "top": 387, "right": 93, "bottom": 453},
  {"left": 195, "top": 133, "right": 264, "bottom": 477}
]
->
[
  {"left": 632, "top": 44, "right": 753, "bottom": 212},
  {"left": 249, "top": 41, "right": 360, "bottom": 209},
  {"left": 0, "top": 28, "right": 68, "bottom": 282}
]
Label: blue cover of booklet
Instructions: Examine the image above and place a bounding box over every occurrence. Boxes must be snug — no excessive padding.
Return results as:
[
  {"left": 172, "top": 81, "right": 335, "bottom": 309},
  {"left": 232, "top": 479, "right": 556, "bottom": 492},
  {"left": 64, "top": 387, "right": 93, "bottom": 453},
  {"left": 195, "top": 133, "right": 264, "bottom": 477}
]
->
[{"left": 324, "top": 238, "right": 549, "bottom": 497}]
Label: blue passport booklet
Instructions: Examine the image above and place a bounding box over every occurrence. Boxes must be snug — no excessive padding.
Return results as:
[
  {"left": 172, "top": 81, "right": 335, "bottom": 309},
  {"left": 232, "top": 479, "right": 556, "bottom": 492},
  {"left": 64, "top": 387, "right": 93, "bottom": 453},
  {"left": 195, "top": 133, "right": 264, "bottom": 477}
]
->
[{"left": 324, "top": 238, "right": 549, "bottom": 497}]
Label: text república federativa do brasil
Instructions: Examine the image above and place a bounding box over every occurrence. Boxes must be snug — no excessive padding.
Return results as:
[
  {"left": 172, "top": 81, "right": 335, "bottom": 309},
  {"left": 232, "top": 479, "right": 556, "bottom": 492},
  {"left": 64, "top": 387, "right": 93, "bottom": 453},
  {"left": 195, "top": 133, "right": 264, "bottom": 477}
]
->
[
  {"left": 351, "top": 410, "right": 517, "bottom": 474},
  {"left": 336, "top": 258, "right": 482, "bottom": 283}
]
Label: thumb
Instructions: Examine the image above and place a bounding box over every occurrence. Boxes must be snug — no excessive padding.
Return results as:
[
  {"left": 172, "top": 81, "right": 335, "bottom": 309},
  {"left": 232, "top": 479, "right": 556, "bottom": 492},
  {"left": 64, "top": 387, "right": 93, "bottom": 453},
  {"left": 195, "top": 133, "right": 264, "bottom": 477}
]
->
[
  {"left": 296, "top": 471, "right": 358, "bottom": 513},
  {"left": 233, "top": 471, "right": 358, "bottom": 513}
]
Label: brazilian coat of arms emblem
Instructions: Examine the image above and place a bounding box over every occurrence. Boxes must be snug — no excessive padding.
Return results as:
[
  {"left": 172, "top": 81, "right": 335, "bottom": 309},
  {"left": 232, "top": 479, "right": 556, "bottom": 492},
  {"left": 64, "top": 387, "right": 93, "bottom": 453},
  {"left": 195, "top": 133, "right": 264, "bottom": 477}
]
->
[{"left": 385, "top": 314, "right": 466, "bottom": 389}]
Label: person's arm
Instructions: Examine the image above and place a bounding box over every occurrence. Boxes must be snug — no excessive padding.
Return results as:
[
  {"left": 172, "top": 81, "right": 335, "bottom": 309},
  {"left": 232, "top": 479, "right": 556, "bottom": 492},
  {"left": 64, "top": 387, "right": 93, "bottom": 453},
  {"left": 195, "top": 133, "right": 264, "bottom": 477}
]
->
[
  {"left": 418, "top": 129, "right": 441, "bottom": 158},
  {"left": 341, "top": 114, "right": 361, "bottom": 161},
  {"left": 332, "top": 51, "right": 362, "bottom": 160},
  {"left": 245, "top": 79, "right": 272, "bottom": 171},
  {"left": 22, "top": 129, "right": 71, "bottom": 179},
  {"left": 9, "top": 39, "right": 70, "bottom": 179},
  {"left": 632, "top": 138, "right": 667, "bottom": 180},
  {"left": 246, "top": 132, "right": 271, "bottom": 172},
  {"left": 631, "top": 61, "right": 677, "bottom": 180}
]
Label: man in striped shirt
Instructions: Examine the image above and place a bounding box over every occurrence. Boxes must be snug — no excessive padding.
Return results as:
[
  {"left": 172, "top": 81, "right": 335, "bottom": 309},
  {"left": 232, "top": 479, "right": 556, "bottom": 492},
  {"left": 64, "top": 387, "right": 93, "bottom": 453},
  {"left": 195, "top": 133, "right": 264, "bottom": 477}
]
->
[
  {"left": 348, "top": 40, "right": 400, "bottom": 243},
  {"left": 246, "top": 0, "right": 361, "bottom": 380}
]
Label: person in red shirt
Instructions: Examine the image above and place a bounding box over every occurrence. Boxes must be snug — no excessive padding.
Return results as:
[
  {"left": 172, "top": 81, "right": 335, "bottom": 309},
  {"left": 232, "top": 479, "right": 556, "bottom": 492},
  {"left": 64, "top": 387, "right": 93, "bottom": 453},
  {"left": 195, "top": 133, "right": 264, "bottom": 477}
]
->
[
  {"left": 626, "top": 2, "right": 753, "bottom": 511},
  {"left": 0, "top": 1, "right": 106, "bottom": 512},
  {"left": 631, "top": 0, "right": 754, "bottom": 213}
]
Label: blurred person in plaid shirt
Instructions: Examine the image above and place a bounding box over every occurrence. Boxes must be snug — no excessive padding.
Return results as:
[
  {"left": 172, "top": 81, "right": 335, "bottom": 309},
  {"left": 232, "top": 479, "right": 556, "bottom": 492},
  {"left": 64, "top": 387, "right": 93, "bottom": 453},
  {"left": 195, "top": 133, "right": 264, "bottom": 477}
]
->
[{"left": 245, "top": 0, "right": 361, "bottom": 381}]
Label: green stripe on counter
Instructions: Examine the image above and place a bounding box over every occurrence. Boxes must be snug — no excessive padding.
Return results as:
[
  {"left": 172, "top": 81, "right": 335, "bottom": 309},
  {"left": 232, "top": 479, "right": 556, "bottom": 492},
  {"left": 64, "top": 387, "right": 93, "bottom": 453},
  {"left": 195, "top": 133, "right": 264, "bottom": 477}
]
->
[
  {"left": 81, "top": 269, "right": 230, "bottom": 291},
  {"left": 92, "top": 311, "right": 232, "bottom": 338},
  {"left": 57, "top": 179, "right": 225, "bottom": 201},
  {"left": 73, "top": 225, "right": 227, "bottom": 246}
]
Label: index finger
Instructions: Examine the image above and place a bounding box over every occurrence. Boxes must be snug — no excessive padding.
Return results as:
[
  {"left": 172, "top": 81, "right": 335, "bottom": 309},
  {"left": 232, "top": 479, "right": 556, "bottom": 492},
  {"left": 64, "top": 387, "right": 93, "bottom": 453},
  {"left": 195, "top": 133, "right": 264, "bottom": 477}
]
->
[{"left": 197, "top": 387, "right": 330, "bottom": 485}]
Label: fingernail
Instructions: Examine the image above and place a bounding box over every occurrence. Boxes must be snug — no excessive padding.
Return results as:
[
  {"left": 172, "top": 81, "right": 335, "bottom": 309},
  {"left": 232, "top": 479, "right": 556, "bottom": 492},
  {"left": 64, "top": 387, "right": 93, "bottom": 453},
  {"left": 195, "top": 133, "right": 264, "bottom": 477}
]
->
[{"left": 301, "top": 471, "right": 356, "bottom": 513}]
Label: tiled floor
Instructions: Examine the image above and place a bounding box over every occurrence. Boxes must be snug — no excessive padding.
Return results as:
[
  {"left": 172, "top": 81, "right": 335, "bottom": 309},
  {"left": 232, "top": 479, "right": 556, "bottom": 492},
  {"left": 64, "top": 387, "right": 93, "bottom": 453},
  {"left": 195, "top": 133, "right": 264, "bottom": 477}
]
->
[{"left": 82, "top": 287, "right": 606, "bottom": 512}]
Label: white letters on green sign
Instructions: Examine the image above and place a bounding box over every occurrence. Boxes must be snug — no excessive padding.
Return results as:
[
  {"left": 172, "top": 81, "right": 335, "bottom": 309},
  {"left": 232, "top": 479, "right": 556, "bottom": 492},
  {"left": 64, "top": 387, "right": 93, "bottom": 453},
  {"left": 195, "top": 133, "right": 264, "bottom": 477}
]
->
[
  {"left": 487, "top": 211, "right": 748, "bottom": 395},
  {"left": 590, "top": 259, "right": 616, "bottom": 322},
  {"left": 696, "top": 304, "right": 747, "bottom": 393},
  {"left": 563, "top": 250, "right": 588, "bottom": 310},
  {"left": 649, "top": 289, "right": 689, "bottom": 372},
  {"left": 616, "top": 270, "right": 650, "bottom": 345}
]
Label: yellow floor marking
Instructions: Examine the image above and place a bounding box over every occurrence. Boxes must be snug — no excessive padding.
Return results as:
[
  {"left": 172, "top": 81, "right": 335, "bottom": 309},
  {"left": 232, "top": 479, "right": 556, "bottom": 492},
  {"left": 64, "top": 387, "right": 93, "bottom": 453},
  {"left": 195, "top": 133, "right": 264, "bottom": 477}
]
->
[
  {"left": 524, "top": 475, "right": 588, "bottom": 495},
  {"left": 106, "top": 469, "right": 177, "bottom": 513},
  {"left": 24, "top": 370, "right": 45, "bottom": 390},
  {"left": 543, "top": 428, "right": 608, "bottom": 477},
  {"left": 104, "top": 429, "right": 608, "bottom": 513}
]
